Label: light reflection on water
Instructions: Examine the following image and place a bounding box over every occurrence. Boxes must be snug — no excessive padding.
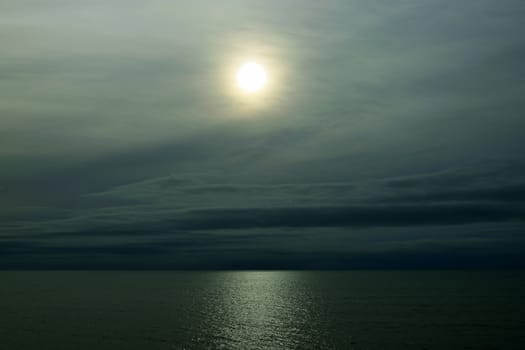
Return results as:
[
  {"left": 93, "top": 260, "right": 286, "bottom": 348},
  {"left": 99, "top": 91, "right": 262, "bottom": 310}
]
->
[
  {"left": 191, "top": 271, "right": 332, "bottom": 349},
  {"left": 1, "top": 271, "right": 524, "bottom": 350}
]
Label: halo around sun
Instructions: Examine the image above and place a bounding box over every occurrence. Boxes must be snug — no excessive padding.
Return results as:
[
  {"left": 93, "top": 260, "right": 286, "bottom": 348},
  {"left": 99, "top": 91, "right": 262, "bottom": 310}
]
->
[{"left": 236, "top": 62, "right": 268, "bottom": 93}]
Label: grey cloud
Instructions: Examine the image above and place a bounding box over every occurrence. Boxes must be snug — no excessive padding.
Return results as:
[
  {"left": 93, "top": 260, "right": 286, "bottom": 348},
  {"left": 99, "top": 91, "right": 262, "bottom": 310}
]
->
[
  {"left": 171, "top": 203, "right": 524, "bottom": 231},
  {"left": 3, "top": 235, "right": 523, "bottom": 270},
  {"left": 384, "top": 183, "right": 525, "bottom": 204},
  {"left": 0, "top": 240, "right": 167, "bottom": 256},
  {"left": 2, "top": 0, "right": 525, "bottom": 268},
  {"left": 3, "top": 161, "right": 525, "bottom": 236}
]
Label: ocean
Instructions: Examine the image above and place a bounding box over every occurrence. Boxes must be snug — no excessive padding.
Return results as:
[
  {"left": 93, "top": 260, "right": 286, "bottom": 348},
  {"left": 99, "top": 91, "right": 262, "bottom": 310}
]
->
[{"left": 1, "top": 271, "right": 524, "bottom": 349}]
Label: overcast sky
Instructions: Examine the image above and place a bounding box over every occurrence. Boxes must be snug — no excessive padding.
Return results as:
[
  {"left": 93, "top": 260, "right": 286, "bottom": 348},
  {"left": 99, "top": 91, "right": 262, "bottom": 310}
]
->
[{"left": 1, "top": 0, "right": 525, "bottom": 269}]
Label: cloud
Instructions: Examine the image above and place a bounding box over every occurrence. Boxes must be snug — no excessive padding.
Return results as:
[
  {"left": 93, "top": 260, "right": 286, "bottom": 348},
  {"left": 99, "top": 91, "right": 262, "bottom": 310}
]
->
[
  {"left": 3, "top": 161, "right": 525, "bottom": 236},
  {"left": 3, "top": 232, "right": 524, "bottom": 270},
  {"left": 0, "top": 240, "right": 167, "bottom": 256},
  {"left": 384, "top": 183, "right": 525, "bottom": 203},
  {"left": 2, "top": 1, "right": 525, "bottom": 268},
  {"left": 169, "top": 203, "right": 525, "bottom": 231}
]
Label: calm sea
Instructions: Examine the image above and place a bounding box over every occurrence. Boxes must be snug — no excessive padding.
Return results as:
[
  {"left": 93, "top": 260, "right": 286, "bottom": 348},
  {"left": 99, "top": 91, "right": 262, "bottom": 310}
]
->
[{"left": 1, "top": 271, "right": 524, "bottom": 349}]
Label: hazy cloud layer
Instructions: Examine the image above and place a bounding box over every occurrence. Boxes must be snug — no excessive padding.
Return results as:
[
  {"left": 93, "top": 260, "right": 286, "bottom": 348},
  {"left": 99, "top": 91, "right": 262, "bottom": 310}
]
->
[{"left": 1, "top": 0, "right": 525, "bottom": 268}]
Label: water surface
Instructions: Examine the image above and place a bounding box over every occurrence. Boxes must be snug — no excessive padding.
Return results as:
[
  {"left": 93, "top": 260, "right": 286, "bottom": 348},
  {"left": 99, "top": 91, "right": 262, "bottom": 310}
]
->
[{"left": 1, "top": 271, "right": 524, "bottom": 349}]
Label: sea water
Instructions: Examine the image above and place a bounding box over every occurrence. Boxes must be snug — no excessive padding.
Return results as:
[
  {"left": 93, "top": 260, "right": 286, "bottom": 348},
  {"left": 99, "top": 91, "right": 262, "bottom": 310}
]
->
[{"left": 1, "top": 271, "right": 524, "bottom": 349}]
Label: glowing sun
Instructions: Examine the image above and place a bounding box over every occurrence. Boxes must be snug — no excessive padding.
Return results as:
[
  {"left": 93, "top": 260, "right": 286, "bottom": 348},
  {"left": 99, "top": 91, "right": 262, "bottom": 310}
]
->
[{"left": 236, "top": 62, "right": 268, "bottom": 93}]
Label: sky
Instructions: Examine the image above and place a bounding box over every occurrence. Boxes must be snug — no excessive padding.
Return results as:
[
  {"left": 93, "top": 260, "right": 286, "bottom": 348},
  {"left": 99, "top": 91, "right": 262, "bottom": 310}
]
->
[{"left": 1, "top": 0, "right": 525, "bottom": 269}]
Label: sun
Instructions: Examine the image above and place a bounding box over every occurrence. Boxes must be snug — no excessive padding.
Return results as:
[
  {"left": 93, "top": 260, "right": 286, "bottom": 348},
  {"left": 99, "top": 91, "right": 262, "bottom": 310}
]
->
[{"left": 236, "top": 62, "right": 268, "bottom": 93}]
